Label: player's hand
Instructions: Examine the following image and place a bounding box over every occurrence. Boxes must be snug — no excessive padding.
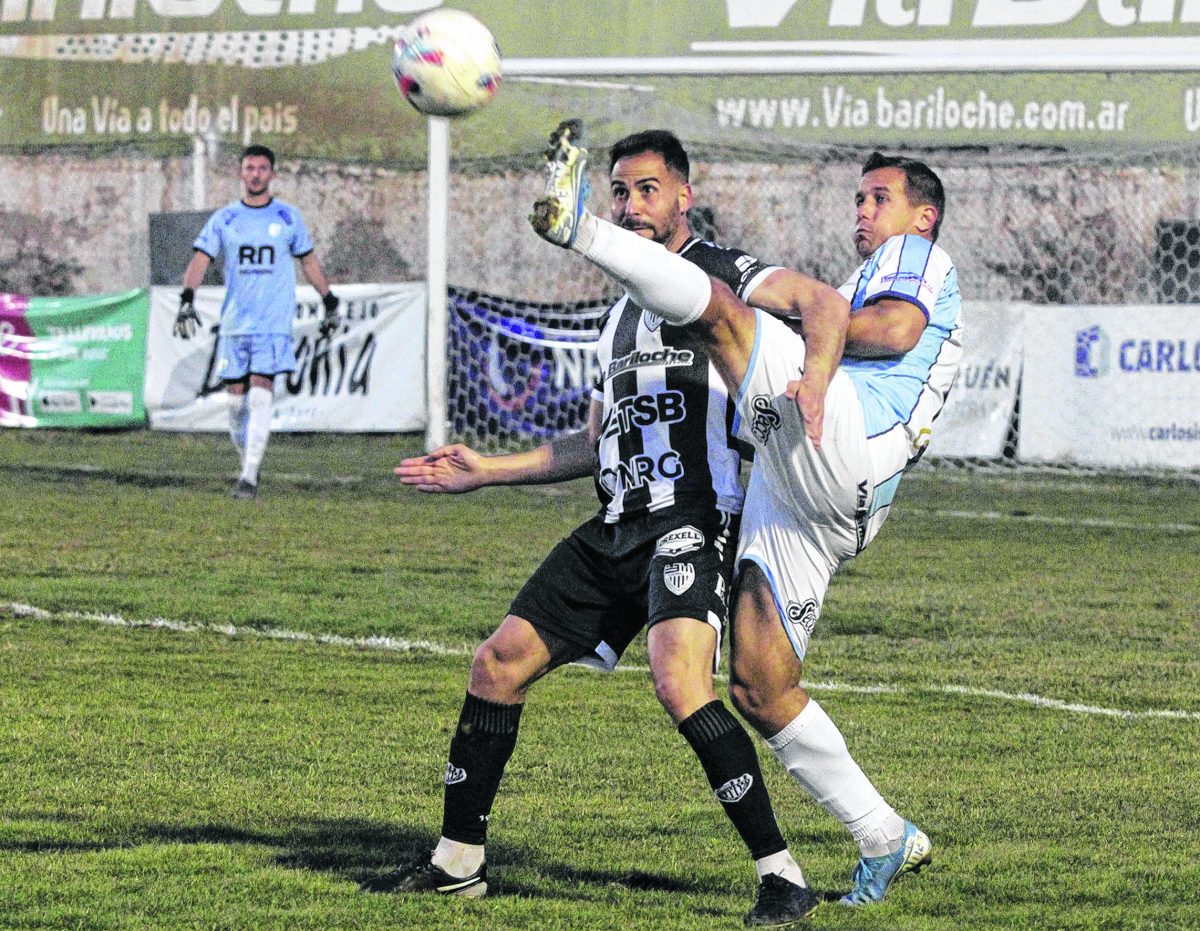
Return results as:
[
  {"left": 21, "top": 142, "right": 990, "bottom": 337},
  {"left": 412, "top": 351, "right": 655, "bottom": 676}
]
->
[
  {"left": 318, "top": 292, "right": 342, "bottom": 339},
  {"left": 174, "top": 290, "right": 200, "bottom": 339},
  {"left": 395, "top": 444, "right": 488, "bottom": 494},
  {"left": 785, "top": 373, "right": 828, "bottom": 450}
]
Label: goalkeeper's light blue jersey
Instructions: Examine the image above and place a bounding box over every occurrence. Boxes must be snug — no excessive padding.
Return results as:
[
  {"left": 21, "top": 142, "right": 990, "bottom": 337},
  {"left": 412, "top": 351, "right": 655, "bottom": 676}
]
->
[
  {"left": 193, "top": 198, "right": 314, "bottom": 337},
  {"left": 838, "top": 233, "right": 963, "bottom": 460}
]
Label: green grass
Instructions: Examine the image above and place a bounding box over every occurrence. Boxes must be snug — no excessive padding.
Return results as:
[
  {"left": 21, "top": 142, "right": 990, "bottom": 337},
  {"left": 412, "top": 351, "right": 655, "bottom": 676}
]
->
[{"left": 1, "top": 430, "right": 1198, "bottom": 930}]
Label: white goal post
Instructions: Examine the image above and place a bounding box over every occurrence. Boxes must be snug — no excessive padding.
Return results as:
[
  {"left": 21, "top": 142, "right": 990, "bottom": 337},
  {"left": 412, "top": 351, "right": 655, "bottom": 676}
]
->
[{"left": 425, "top": 115, "right": 451, "bottom": 451}]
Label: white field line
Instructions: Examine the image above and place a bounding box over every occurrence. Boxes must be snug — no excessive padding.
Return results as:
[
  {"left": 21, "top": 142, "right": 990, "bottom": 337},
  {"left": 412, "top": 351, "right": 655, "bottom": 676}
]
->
[
  {"left": 7, "top": 602, "right": 1198, "bottom": 723},
  {"left": 906, "top": 508, "right": 1200, "bottom": 534}
]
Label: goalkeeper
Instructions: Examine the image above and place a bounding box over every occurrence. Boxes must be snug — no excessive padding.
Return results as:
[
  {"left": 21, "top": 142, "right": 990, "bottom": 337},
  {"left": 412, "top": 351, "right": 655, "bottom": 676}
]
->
[
  {"left": 174, "top": 144, "right": 340, "bottom": 500},
  {"left": 382, "top": 129, "right": 847, "bottom": 927}
]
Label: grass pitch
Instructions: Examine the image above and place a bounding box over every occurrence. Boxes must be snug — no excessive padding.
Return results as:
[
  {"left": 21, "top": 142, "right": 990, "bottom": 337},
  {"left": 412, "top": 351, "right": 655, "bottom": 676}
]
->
[{"left": 1, "top": 430, "right": 1197, "bottom": 930}]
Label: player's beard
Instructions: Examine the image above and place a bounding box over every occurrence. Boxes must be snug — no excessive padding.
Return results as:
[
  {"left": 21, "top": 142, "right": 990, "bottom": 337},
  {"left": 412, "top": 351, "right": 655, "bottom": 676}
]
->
[{"left": 621, "top": 217, "right": 679, "bottom": 248}]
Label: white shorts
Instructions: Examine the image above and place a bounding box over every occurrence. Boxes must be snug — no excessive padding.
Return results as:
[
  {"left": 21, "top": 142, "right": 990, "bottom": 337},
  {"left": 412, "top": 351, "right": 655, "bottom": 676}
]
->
[{"left": 732, "top": 310, "right": 889, "bottom": 659}]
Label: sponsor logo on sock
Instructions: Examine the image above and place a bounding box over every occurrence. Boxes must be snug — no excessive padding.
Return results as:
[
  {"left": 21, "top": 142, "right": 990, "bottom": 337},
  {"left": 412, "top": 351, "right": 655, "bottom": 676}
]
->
[
  {"left": 444, "top": 762, "right": 467, "bottom": 785},
  {"left": 715, "top": 773, "right": 753, "bottom": 804},
  {"left": 664, "top": 561, "right": 695, "bottom": 595}
]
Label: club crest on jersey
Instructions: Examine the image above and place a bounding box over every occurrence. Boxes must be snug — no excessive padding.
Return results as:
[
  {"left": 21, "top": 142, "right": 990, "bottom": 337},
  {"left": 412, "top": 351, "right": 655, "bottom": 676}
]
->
[
  {"left": 268, "top": 222, "right": 283, "bottom": 237},
  {"left": 786, "top": 599, "right": 818, "bottom": 636},
  {"left": 643, "top": 310, "right": 663, "bottom": 331},
  {"left": 655, "top": 526, "right": 704, "bottom": 557},
  {"left": 663, "top": 562, "right": 695, "bottom": 596},
  {"left": 444, "top": 762, "right": 467, "bottom": 786},
  {"left": 750, "top": 395, "right": 782, "bottom": 443},
  {"left": 715, "top": 773, "right": 753, "bottom": 804}
]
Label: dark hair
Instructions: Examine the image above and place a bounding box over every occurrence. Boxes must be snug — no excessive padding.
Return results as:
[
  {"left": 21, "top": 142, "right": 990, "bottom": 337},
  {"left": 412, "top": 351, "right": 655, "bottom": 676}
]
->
[
  {"left": 863, "top": 151, "right": 945, "bottom": 241},
  {"left": 609, "top": 130, "right": 689, "bottom": 181},
  {"left": 240, "top": 144, "right": 276, "bottom": 168}
]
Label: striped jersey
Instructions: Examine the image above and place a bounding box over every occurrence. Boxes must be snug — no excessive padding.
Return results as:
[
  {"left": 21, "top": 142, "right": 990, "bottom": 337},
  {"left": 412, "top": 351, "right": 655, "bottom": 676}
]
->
[
  {"left": 193, "top": 198, "right": 314, "bottom": 337},
  {"left": 592, "top": 237, "right": 779, "bottom": 524},
  {"left": 839, "top": 233, "right": 963, "bottom": 498}
]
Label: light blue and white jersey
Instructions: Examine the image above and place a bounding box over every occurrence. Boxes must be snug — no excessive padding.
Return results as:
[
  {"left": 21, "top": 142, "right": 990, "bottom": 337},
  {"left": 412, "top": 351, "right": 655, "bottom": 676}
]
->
[
  {"left": 193, "top": 198, "right": 314, "bottom": 337},
  {"left": 839, "top": 233, "right": 963, "bottom": 487}
]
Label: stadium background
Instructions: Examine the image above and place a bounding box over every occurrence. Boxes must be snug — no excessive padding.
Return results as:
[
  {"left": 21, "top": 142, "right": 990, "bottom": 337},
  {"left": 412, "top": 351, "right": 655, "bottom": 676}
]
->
[
  {"left": 3, "top": 0, "right": 1200, "bottom": 466},
  {"left": 3, "top": 6, "right": 1200, "bottom": 929}
]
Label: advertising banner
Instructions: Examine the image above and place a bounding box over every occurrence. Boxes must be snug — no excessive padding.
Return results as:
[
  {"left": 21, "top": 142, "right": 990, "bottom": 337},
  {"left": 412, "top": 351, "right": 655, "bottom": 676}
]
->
[
  {"left": 1019, "top": 305, "right": 1200, "bottom": 470},
  {"left": 4, "top": 1, "right": 1200, "bottom": 161},
  {"left": 145, "top": 282, "right": 426, "bottom": 431},
  {"left": 445, "top": 292, "right": 1027, "bottom": 459},
  {"left": 0, "top": 289, "right": 148, "bottom": 428},
  {"left": 447, "top": 289, "right": 606, "bottom": 447},
  {"left": 929, "top": 301, "right": 1024, "bottom": 460}
]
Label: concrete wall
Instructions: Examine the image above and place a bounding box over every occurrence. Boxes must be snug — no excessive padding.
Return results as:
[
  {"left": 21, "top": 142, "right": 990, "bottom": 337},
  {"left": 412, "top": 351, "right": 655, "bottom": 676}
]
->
[{"left": 3, "top": 149, "right": 1198, "bottom": 305}]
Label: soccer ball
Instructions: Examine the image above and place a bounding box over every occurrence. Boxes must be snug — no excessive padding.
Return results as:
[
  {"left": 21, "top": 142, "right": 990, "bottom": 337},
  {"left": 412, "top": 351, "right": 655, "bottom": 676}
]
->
[{"left": 390, "top": 9, "right": 502, "bottom": 117}]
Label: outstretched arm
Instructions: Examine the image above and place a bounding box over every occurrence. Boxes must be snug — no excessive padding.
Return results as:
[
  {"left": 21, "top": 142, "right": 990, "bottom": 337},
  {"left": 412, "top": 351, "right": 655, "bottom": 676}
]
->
[
  {"left": 745, "top": 268, "right": 850, "bottom": 449},
  {"left": 395, "top": 400, "right": 602, "bottom": 493}
]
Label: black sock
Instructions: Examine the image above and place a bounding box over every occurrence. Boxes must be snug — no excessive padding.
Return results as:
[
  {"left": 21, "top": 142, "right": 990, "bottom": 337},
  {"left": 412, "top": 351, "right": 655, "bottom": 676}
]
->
[
  {"left": 678, "top": 700, "right": 787, "bottom": 861},
  {"left": 441, "top": 691, "right": 524, "bottom": 845}
]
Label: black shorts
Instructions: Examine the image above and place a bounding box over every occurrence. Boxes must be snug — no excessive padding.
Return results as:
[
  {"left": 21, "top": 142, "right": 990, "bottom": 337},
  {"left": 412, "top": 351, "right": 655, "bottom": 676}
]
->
[{"left": 509, "top": 509, "right": 739, "bottom": 670}]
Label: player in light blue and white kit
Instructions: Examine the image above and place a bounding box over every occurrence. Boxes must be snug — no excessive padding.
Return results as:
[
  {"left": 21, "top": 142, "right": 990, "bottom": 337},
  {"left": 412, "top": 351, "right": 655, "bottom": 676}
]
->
[
  {"left": 174, "top": 144, "right": 341, "bottom": 499},
  {"left": 531, "top": 135, "right": 961, "bottom": 916}
]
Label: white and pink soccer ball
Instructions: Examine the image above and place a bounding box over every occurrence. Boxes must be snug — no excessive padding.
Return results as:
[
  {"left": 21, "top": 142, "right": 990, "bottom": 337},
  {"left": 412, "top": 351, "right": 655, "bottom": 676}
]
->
[{"left": 390, "top": 8, "right": 502, "bottom": 117}]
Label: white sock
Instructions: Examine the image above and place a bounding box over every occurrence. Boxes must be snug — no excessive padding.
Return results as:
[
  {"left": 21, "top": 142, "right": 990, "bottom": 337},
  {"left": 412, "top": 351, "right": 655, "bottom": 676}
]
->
[
  {"left": 575, "top": 213, "right": 711, "bottom": 326},
  {"left": 754, "top": 849, "right": 806, "bottom": 888},
  {"left": 227, "top": 392, "right": 249, "bottom": 454},
  {"left": 766, "top": 699, "right": 906, "bottom": 858},
  {"left": 241, "top": 384, "right": 273, "bottom": 484},
  {"left": 431, "top": 836, "right": 485, "bottom": 878}
]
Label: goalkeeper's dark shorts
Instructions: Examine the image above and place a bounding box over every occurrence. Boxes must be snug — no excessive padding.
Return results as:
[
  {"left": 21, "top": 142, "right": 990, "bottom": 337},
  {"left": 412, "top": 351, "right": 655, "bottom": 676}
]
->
[{"left": 509, "top": 508, "right": 739, "bottom": 672}]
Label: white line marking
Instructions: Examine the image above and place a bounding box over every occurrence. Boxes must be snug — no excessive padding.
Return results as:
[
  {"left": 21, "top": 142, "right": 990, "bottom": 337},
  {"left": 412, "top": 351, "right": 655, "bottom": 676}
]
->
[
  {"left": 4, "top": 602, "right": 474, "bottom": 657},
  {"left": 6, "top": 602, "right": 1197, "bottom": 723},
  {"left": 906, "top": 508, "right": 1200, "bottom": 534}
]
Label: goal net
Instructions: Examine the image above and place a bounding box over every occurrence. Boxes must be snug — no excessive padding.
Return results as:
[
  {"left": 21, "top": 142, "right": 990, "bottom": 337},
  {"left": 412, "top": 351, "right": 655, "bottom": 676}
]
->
[{"left": 447, "top": 288, "right": 608, "bottom": 451}]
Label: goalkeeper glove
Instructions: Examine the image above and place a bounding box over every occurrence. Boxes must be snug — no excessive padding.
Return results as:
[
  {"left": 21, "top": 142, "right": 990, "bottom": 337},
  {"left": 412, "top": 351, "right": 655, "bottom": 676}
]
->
[
  {"left": 174, "top": 288, "right": 200, "bottom": 339},
  {"left": 319, "top": 291, "right": 342, "bottom": 339}
]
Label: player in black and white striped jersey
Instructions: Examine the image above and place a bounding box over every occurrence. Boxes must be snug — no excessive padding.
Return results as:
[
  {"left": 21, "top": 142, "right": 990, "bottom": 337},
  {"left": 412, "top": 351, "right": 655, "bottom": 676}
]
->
[
  {"left": 592, "top": 235, "right": 769, "bottom": 523},
  {"left": 380, "top": 129, "right": 847, "bottom": 926},
  {"left": 533, "top": 120, "right": 950, "bottom": 913}
]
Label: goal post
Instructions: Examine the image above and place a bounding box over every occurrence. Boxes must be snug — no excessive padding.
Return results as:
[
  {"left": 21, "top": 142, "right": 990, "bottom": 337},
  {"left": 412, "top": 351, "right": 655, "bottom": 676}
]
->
[{"left": 424, "top": 114, "right": 450, "bottom": 452}]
